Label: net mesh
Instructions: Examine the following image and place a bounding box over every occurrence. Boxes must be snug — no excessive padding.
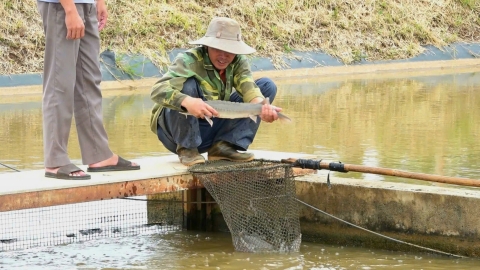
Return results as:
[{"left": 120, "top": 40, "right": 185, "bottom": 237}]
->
[
  {"left": 188, "top": 159, "right": 301, "bottom": 253},
  {"left": 0, "top": 193, "right": 183, "bottom": 251}
]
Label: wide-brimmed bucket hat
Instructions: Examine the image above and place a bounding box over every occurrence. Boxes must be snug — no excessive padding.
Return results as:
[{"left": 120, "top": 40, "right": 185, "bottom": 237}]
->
[{"left": 189, "top": 17, "right": 256, "bottom": 55}]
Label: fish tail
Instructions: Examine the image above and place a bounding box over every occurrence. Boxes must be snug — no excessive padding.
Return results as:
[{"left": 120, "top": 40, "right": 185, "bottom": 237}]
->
[{"left": 278, "top": 112, "right": 292, "bottom": 123}]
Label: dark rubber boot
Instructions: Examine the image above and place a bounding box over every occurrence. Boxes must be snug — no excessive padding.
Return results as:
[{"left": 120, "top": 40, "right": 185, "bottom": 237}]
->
[
  {"left": 207, "top": 141, "right": 254, "bottom": 162},
  {"left": 177, "top": 147, "right": 205, "bottom": 166}
]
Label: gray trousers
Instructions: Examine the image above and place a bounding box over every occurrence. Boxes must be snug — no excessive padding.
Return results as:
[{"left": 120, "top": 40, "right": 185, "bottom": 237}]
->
[{"left": 38, "top": 2, "right": 112, "bottom": 167}]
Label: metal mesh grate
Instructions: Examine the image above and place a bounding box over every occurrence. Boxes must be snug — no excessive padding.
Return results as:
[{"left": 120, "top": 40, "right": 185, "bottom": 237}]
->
[
  {"left": 0, "top": 192, "right": 183, "bottom": 251},
  {"left": 188, "top": 159, "right": 301, "bottom": 253}
]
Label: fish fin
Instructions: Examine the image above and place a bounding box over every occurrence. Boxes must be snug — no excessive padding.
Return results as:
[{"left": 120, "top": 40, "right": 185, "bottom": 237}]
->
[
  {"left": 261, "top": 97, "right": 270, "bottom": 105},
  {"left": 205, "top": 116, "right": 213, "bottom": 127},
  {"left": 249, "top": 115, "right": 258, "bottom": 123}
]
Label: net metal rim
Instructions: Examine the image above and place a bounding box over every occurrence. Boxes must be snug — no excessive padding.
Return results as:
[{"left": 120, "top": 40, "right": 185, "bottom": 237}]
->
[{"left": 187, "top": 159, "right": 292, "bottom": 174}]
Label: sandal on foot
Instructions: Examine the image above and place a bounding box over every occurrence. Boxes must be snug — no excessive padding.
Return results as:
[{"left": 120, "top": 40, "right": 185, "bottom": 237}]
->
[
  {"left": 45, "top": 164, "right": 91, "bottom": 180},
  {"left": 87, "top": 156, "right": 140, "bottom": 172}
]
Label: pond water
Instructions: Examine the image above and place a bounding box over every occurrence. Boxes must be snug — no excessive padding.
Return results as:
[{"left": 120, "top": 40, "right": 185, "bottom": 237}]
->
[
  {"left": 2, "top": 230, "right": 480, "bottom": 270},
  {"left": 1, "top": 67, "right": 480, "bottom": 268}
]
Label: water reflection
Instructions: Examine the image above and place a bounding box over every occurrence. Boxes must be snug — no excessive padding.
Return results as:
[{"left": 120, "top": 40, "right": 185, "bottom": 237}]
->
[
  {"left": 1, "top": 71, "right": 480, "bottom": 185},
  {"left": 254, "top": 71, "right": 480, "bottom": 183}
]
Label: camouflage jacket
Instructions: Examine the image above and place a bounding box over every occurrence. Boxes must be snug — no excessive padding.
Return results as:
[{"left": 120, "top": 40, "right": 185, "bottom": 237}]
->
[{"left": 149, "top": 46, "right": 263, "bottom": 133}]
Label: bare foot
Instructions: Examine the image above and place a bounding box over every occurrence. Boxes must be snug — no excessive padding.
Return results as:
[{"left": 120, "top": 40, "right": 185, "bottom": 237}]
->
[
  {"left": 88, "top": 154, "right": 139, "bottom": 168},
  {"left": 45, "top": 167, "right": 87, "bottom": 177}
]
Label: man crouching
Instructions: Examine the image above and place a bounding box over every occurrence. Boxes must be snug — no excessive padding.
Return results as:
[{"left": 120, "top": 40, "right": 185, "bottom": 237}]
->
[{"left": 150, "top": 17, "right": 283, "bottom": 166}]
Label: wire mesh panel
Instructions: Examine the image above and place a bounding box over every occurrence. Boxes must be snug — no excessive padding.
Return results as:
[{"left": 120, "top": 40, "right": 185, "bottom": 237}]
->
[
  {"left": 189, "top": 160, "right": 301, "bottom": 253},
  {"left": 0, "top": 192, "right": 183, "bottom": 251}
]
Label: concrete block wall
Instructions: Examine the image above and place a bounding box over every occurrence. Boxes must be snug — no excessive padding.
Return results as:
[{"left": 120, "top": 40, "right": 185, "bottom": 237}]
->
[{"left": 295, "top": 174, "right": 480, "bottom": 257}]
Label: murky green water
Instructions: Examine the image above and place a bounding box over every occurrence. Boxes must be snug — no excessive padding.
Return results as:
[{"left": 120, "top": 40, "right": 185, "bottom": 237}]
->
[{"left": 1, "top": 68, "right": 480, "bottom": 268}]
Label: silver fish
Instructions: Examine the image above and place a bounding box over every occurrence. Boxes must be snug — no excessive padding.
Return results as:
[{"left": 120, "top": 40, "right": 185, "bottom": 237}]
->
[{"left": 181, "top": 97, "right": 292, "bottom": 126}]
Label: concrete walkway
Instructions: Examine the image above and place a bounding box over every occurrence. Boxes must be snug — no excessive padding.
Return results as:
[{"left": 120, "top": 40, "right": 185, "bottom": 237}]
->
[{"left": 0, "top": 150, "right": 315, "bottom": 212}]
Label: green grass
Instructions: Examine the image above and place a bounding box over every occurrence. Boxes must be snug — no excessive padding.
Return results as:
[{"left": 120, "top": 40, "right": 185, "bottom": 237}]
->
[{"left": 1, "top": 0, "right": 479, "bottom": 75}]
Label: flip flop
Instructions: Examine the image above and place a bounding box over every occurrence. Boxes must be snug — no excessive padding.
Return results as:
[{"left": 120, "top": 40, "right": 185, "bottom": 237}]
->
[
  {"left": 87, "top": 156, "right": 140, "bottom": 172},
  {"left": 45, "top": 164, "right": 91, "bottom": 180}
]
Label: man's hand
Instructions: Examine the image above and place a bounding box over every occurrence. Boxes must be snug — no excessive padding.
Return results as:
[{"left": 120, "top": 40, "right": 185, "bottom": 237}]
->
[
  {"left": 250, "top": 97, "right": 281, "bottom": 123},
  {"left": 260, "top": 103, "right": 281, "bottom": 123},
  {"left": 61, "top": 0, "right": 84, "bottom": 40},
  {"left": 181, "top": 96, "right": 219, "bottom": 119},
  {"left": 96, "top": 0, "right": 108, "bottom": 31}
]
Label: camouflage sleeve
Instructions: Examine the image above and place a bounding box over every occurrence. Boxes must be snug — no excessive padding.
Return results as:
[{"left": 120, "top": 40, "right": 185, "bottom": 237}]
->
[
  {"left": 232, "top": 55, "right": 264, "bottom": 103},
  {"left": 150, "top": 55, "right": 194, "bottom": 111}
]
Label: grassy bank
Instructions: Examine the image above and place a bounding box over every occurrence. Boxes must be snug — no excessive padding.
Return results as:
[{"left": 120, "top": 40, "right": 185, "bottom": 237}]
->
[{"left": 1, "top": 0, "right": 479, "bottom": 75}]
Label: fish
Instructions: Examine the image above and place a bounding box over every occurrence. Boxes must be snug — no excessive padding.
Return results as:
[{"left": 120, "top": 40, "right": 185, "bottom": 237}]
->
[{"left": 180, "top": 97, "right": 292, "bottom": 127}]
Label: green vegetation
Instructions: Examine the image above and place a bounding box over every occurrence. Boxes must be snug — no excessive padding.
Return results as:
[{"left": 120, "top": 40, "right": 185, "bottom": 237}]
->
[{"left": 1, "top": 0, "right": 479, "bottom": 74}]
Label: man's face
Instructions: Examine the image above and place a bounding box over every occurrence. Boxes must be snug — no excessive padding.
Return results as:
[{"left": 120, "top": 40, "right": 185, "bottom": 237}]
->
[{"left": 207, "top": 47, "right": 236, "bottom": 71}]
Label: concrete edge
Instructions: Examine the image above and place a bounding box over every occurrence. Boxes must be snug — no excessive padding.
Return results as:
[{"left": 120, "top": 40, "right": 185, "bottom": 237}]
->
[
  {"left": 300, "top": 173, "right": 480, "bottom": 198},
  {"left": 295, "top": 173, "right": 480, "bottom": 257},
  {"left": 1, "top": 58, "right": 480, "bottom": 98}
]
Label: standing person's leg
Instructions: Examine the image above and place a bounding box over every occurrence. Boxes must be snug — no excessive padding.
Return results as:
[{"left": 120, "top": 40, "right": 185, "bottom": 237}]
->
[
  {"left": 73, "top": 4, "right": 112, "bottom": 164},
  {"left": 212, "top": 77, "right": 277, "bottom": 148},
  {"left": 38, "top": 2, "right": 88, "bottom": 179},
  {"left": 73, "top": 3, "right": 139, "bottom": 172}
]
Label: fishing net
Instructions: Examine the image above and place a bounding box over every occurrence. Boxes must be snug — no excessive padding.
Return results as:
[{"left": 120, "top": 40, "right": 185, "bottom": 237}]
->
[{"left": 188, "top": 159, "right": 301, "bottom": 253}]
